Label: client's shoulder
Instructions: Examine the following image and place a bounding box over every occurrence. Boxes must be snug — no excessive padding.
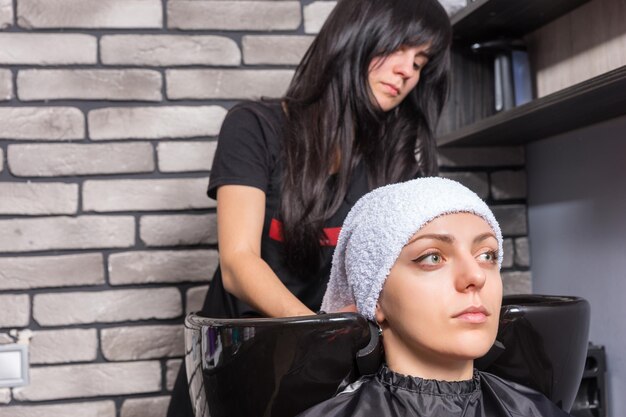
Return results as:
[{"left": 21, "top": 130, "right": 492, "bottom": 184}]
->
[{"left": 479, "top": 371, "right": 572, "bottom": 417}]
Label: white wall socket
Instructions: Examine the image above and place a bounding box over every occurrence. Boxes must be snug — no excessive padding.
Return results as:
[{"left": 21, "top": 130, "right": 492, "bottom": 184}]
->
[{"left": 0, "top": 344, "right": 29, "bottom": 388}]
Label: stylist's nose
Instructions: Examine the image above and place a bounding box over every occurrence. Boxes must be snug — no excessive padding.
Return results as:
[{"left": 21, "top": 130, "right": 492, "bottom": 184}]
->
[
  {"left": 393, "top": 53, "right": 414, "bottom": 79},
  {"left": 454, "top": 252, "right": 487, "bottom": 292}
]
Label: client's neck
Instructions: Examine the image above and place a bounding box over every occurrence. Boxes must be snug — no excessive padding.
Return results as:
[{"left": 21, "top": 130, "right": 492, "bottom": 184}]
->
[{"left": 383, "top": 337, "right": 474, "bottom": 381}]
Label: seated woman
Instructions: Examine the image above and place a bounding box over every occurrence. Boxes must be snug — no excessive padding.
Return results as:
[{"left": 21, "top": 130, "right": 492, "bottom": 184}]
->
[{"left": 298, "top": 177, "right": 571, "bottom": 417}]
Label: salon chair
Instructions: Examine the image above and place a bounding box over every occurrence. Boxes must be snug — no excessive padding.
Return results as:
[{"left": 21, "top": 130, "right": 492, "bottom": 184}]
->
[{"left": 184, "top": 295, "right": 590, "bottom": 417}]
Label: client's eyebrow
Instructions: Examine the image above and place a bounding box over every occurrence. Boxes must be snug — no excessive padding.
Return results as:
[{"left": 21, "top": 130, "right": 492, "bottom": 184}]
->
[
  {"left": 408, "top": 234, "right": 454, "bottom": 244},
  {"left": 474, "top": 232, "right": 497, "bottom": 244},
  {"left": 407, "top": 232, "right": 497, "bottom": 245}
]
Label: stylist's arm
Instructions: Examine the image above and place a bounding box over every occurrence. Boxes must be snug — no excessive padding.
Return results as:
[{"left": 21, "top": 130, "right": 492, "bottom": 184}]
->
[{"left": 217, "top": 185, "right": 314, "bottom": 318}]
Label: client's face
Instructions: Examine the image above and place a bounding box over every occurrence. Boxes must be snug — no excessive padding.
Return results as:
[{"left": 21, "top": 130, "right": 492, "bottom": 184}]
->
[{"left": 375, "top": 213, "right": 502, "bottom": 376}]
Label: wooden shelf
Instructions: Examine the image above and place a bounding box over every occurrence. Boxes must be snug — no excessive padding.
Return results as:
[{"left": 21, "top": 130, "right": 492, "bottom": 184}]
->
[
  {"left": 451, "top": 0, "right": 590, "bottom": 43},
  {"left": 437, "top": 66, "right": 626, "bottom": 147}
]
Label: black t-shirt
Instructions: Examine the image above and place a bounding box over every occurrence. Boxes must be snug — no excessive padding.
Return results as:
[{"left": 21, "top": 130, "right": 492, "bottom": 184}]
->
[{"left": 203, "top": 101, "right": 370, "bottom": 318}]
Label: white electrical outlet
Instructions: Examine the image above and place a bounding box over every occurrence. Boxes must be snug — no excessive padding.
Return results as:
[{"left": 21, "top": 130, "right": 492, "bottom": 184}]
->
[{"left": 0, "top": 344, "right": 29, "bottom": 388}]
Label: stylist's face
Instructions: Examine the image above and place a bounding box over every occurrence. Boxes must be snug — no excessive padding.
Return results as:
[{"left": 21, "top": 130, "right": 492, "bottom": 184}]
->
[
  {"left": 376, "top": 213, "right": 502, "bottom": 370},
  {"left": 367, "top": 44, "right": 430, "bottom": 112}
]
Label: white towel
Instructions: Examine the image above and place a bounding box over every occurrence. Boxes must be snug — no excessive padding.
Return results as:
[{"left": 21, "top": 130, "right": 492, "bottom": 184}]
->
[{"left": 321, "top": 177, "right": 503, "bottom": 320}]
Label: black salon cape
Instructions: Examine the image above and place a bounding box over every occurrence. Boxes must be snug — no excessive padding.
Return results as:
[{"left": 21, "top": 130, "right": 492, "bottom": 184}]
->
[{"left": 297, "top": 365, "right": 572, "bottom": 417}]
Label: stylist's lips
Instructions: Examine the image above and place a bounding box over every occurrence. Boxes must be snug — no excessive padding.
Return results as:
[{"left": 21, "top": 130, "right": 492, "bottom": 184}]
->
[
  {"left": 453, "top": 306, "right": 489, "bottom": 324},
  {"left": 381, "top": 82, "right": 400, "bottom": 96}
]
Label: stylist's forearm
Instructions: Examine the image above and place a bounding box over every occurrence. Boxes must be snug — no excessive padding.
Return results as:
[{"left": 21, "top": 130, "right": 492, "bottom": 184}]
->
[{"left": 220, "top": 253, "right": 314, "bottom": 317}]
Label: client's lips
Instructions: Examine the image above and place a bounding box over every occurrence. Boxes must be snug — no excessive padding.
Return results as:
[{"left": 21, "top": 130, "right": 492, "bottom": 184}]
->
[{"left": 453, "top": 306, "right": 489, "bottom": 323}]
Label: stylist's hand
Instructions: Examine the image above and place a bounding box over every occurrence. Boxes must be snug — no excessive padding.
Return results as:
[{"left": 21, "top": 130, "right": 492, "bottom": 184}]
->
[{"left": 337, "top": 304, "right": 357, "bottom": 313}]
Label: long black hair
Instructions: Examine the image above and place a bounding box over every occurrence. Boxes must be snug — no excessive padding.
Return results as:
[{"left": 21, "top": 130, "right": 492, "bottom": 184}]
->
[{"left": 281, "top": 0, "right": 452, "bottom": 276}]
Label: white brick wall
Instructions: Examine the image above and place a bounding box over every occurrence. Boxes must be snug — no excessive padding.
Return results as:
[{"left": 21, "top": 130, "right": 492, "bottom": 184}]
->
[
  {"left": 0, "top": 34, "right": 97, "bottom": 65},
  {"left": 108, "top": 250, "right": 219, "bottom": 284},
  {"left": 0, "top": 401, "right": 116, "bottom": 417},
  {"left": 0, "top": 1, "right": 531, "bottom": 414},
  {"left": 101, "top": 325, "right": 184, "bottom": 360},
  {"left": 12, "top": 361, "right": 161, "bottom": 401},
  {"left": 88, "top": 106, "right": 226, "bottom": 140},
  {"left": 166, "top": 69, "right": 294, "bottom": 99},
  {"left": 8, "top": 143, "right": 155, "bottom": 176},
  {"left": 17, "top": 69, "right": 163, "bottom": 101},
  {"left": 0, "top": 253, "right": 104, "bottom": 290},
  {"left": 101, "top": 35, "right": 241, "bottom": 66},
  {"left": 167, "top": 1, "right": 301, "bottom": 30},
  {"left": 18, "top": 0, "right": 163, "bottom": 29},
  {"left": 30, "top": 329, "right": 98, "bottom": 364},
  {"left": 0, "top": 69, "right": 12, "bottom": 100},
  {"left": 0, "top": 107, "right": 84, "bottom": 140},
  {"left": 33, "top": 288, "right": 182, "bottom": 325},
  {"left": 0, "top": 0, "right": 12, "bottom": 29},
  {"left": 0, "top": 182, "right": 78, "bottom": 215}
]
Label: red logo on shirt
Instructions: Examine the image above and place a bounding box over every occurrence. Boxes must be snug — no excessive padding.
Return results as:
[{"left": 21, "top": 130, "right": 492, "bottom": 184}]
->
[{"left": 269, "top": 218, "right": 340, "bottom": 247}]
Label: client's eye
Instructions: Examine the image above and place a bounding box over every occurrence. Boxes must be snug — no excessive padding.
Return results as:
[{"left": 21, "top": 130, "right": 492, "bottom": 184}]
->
[
  {"left": 477, "top": 250, "right": 498, "bottom": 264},
  {"left": 414, "top": 252, "right": 444, "bottom": 265}
]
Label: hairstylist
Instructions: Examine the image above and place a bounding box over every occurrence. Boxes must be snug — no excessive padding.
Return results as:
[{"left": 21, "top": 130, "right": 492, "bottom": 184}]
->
[{"left": 168, "top": 0, "right": 452, "bottom": 415}]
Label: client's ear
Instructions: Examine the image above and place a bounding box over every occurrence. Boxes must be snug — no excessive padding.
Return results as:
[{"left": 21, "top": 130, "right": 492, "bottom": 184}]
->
[{"left": 375, "top": 302, "right": 386, "bottom": 325}]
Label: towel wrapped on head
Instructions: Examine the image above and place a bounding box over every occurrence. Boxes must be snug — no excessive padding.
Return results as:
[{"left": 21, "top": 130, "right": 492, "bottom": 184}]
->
[{"left": 321, "top": 177, "right": 503, "bottom": 320}]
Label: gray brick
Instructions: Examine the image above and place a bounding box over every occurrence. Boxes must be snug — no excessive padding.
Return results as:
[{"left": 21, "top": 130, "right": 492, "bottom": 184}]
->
[
  {"left": 12, "top": 362, "right": 161, "bottom": 401},
  {"left": 121, "top": 396, "right": 170, "bottom": 417},
  {"left": 0, "top": 0, "right": 12, "bottom": 29},
  {"left": 243, "top": 35, "right": 314, "bottom": 65},
  {"left": 168, "top": 1, "right": 301, "bottom": 30},
  {"left": 438, "top": 147, "right": 525, "bottom": 168},
  {"left": 157, "top": 141, "right": 216, "bottom": 173},
  {"left": 18, "top": 0, "right": 162, "bottom": 29},
  {"left": 0, "top": 34, "right": 96, "bottom": 65},
  {"left": 30, "top": 329, "right": 98, "bottom": 364},
  {"left": 109, "top": 250, "right": 219, "bottom": 284},
  {"left": 18, "top": 69, "right": 162, "bottom": 101},
  {"left": 514, "top": 237, "right": 530, "bottom": 267},
  {"left": 101, "top": 35, "right": 240, "bottom": 66},
  {"left": 167, "top": 69, "right": 293, "bottom": 99},
  {"left": 0, "top": 401, "right": 115, "bottom": 417},
  {"left": 0, "top": 253, "right": 104, "bottom": 290},
  {"left": 141, "top": 214, "right": 217, "bottom": 247},
  {"left": 491, "top": 170, "right": 527, "bottom": 200},
  {"left": 0, "top": 295, "right": 29, "bottom": 327},
  {"left": 33, "top": 288, "right": 182, "bottom": 326},
  {"left": 0, "top": 182, "right": 77, "bottom": 215},
  {"left": 441, "top": 172, "right": 489, "bottom": 199},
  {"left": 0, "top": 148, "right": 3, "bottom": 172},
  {"left": 186, "top": 285, "right": 209, "bottom": 315},
  {"left": 9, "top": 143, "right": 154, "bottom": 177},
  {"left": 0, "top": 388, "right": 9, "bottom": 404},
  {"left": 0, "top": 216, "right": 135, "bottom": 253},
  {"left": 102, "top": 325, "right": 184, "bottom": 360},
  {"left": 502, "top": 271, "right": 532, "bottom": 295},
  {"left": 0, "top": 69, "right": 12, "bottom": 100},
  {"left": 89, "top": 106, "right": 226, "bottom": 140},
  {"left": 304, "top": 1, "right": 335, "bottom": 34},
  {"left": 491, "top": 205, "right": 527, "bottom": 236},
  {"left": 83, "top": 178, "right": 214, "bottom": 212},
  {"left": 166, "top": 359, "right": 182, "bottom": 391},
  {"left": 502, "top": 238, "right": 514, "bottom": 269},
  {"left": 0, "top": 107, "right": 84, "bottom": 140}
]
